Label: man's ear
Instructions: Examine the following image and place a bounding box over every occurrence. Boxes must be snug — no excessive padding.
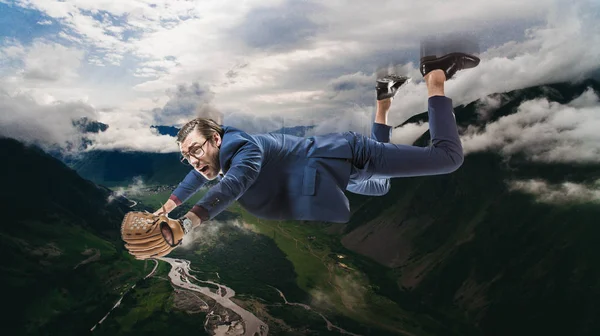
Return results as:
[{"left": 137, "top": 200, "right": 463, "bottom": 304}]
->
[{"left": 214, "top": 133, "right": 221, "bottom": 147}]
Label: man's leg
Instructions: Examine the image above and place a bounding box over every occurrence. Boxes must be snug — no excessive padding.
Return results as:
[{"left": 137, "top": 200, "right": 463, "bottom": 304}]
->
[
  {"left": 360, "top": 69, "right": 464, "bottom": 179},
  {"left": 345, "top": 51, "right": 476, "bottom": 188},
  {"left": 345, "top": 91, "right": 395, "bottom": 196}
]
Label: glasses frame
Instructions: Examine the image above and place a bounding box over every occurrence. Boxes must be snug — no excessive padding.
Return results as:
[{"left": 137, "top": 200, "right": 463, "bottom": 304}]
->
[{"left": 180, "top": 138, "right": 209, "bottom": 165}]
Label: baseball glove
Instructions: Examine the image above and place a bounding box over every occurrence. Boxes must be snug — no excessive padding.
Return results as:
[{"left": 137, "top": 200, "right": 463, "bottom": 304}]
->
[{"left": 121, "top": 211, "right": 191, "bottom": 260}]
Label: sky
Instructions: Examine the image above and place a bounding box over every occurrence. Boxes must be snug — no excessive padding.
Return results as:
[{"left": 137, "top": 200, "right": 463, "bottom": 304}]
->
[{"left": 0, "top": 0, "right": 599, "bottom": 179}]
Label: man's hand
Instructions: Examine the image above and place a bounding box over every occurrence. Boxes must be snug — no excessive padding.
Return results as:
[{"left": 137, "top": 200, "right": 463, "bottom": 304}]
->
[
  {"left": 153, "top": 205, "right": 168, "bottom": 216},
  {"left": 183, "top": 211, "right": 202, "bottom": 229},
  {"left": 154, "top": 199, "right": 177, "bottom": 216}
]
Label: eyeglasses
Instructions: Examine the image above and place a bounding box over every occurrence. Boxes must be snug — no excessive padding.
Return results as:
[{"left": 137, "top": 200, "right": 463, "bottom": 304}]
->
[{"left": 180, "top": 138, "right": 209, "bottom": 165}]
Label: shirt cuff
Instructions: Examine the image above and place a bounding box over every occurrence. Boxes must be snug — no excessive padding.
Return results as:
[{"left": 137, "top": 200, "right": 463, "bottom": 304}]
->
[
  {"left": 372, "top": 123, "right": 392, "bottom": 143},
  {"left": 190, "top": 205, "right": 210, "bottom": 222},
  {"left": 169, "top": 194, "right": 182, "bottom": 206}
]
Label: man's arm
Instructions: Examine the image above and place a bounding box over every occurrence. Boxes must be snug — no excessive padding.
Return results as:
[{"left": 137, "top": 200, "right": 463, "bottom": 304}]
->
[
  {"left": 188, "top": 140, "right": 263, "bottom": 223},
  {"left": 154, "top": 169, "right": 207, "bottom": 215},
  {"left": 154, "top": 198, "right": 178, "bottom": 215}
]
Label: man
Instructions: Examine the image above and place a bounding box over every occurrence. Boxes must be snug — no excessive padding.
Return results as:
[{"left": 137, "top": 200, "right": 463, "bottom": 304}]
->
[{"left": 150, "top": 52, "right": 479, "bottom": 247}]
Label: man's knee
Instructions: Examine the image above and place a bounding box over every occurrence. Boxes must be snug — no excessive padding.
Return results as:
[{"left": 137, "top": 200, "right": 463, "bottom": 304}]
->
[{"left": 445, "top": 152, "right": 464, "bottom": 173}]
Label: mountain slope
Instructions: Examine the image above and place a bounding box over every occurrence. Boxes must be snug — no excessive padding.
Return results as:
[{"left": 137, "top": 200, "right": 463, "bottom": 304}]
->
[
  {"left": 63, "top": 150, "right": 191, "bottom": 187},
  {"left": 341, "top": 79, "right": 600, "bottom": 336},
  {"left": 60, "top": 125, "right": 316, "bottom": 187},
  {"left": 0, "top": 137, "right": 150, "bottom": 335}
]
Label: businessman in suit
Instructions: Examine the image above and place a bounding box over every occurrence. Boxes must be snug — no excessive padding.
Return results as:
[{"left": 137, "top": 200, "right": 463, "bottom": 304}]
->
[{"left": 154, "top": 52, "right": 479, "bottom": 243}]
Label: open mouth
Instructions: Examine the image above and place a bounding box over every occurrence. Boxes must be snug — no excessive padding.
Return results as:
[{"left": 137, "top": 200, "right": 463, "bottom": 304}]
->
[{"left": 199, "top": 165, "right": 209, "bottom": 173}]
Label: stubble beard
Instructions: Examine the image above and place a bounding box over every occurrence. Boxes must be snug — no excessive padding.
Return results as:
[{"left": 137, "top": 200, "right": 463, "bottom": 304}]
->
[{"left": 204, "top": 150, "right": 221, "bottom": 180}]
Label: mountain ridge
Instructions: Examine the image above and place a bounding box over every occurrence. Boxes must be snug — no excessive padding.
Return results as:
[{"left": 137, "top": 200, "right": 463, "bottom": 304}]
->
[{"left": 341, "top": 78, "right": 600, "bottom": 336}]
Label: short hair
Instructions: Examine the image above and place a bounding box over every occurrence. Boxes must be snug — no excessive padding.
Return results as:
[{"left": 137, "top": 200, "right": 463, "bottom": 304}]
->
[{"left": 176, "top": 118, "right": 224, "bottom": 144}]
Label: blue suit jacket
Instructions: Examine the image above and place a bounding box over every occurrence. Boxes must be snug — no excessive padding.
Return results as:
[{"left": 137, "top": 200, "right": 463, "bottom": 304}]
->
[
  {"left": 172, "top": 126, "right": 356, "bottom": 223},
  {"left": 172, "top": 96, "right": 464, "bottom": 224}
]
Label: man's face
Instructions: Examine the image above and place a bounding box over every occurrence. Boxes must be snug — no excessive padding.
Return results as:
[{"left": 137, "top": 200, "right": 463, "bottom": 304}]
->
[{"left": 179, "top": 129, "right": 221, "bottom": 180}]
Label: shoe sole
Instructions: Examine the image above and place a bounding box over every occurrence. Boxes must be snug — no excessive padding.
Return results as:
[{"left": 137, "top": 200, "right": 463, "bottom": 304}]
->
[
  {"left": 421, "top": 52, "right": 480, "bottom": 69},
  {"left": 420, "top": 52, "right": 480, "bottom": 77},
  {"left": 377, "top": 75, "right": 410, "bottom": 84}
]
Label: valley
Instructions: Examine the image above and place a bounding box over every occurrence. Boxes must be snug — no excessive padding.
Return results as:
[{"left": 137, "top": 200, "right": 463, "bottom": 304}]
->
[{"left": 2, "top": 80, "right": 599, "bottom": 336}]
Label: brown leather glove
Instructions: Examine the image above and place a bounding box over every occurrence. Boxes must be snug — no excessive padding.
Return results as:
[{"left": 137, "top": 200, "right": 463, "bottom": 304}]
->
[{"left": 120, "top": 211, "right": 191, "bottom": 260}]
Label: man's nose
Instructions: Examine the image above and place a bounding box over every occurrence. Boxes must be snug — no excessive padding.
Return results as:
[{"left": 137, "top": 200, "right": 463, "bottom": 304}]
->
[{"left": 189, "top": 156, "right": 200, "bottom": 166}]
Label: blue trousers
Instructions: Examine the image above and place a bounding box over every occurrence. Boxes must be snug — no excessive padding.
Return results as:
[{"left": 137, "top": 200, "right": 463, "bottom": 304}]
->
[{"left": 345, "top": 95, "right": 464, "bottom": 196}]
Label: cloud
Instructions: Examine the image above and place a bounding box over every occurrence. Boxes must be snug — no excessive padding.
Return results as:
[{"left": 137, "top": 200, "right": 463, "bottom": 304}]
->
[
  {"left": 566, "top": 87, "right": 600, "bottom": 108},
  {"left": 179, "top": 219, "right": 252, "bottom": 251},
  {"left": 0, "top": 39, "right": 83, "bottom": 84},
  {"left": 472, "top": 94, "right": 504, "bottom": 122},
  {"left": 0, "top": 89, "right": 96, "bottom": 150},
  {"left": 107, "top": 176, "right": 145, "bottom": 203},
  {"left": 231, "top": 0, "right": 323, "bottom": 51},
  {"left": 306, "top": 104, "right": 373, "bottom": 137},
  {"left": 222, "top": 111, "right": 294, "bottom": 134},
  {"left": 21, "top": 40, "right": 84, "bottom": 82},
  {"left": 461, "top": 88, "right": 600, "bottom": 163},
  {"left": 2, "top": 0, "right": 600, "bottom": 155},
  {"left": 508, "top": 179, "right": 600, "bottom": 204},
  {"left": 450, "top": 5, "right": 599, "bottom": 95},
  {"left": 86, "top": 124, "right": 177, "bottom": 153},
  {"left": 152, "top": 82, "right": 222, "bottom": 125},
  {"left": 0, "top": 39, "right": 93, "bottom": 108},
  {"left": 0, "top": 75, "right": 178, "bottom": 153},
  {"left": 386, "top": 3, "right": 600, "bottom": 125},
  {"left": 391, "top": 122, "right": 430, "bottom": 145}
]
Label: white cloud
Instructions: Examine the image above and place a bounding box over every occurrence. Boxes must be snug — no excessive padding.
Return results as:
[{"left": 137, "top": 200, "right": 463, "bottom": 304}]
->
[
  {"left": 567, "top": 87, "right": 600, "bottom": 108},
  {"left": 508, "top": 179, "right": 600, "bottom": 204},
  {"left": 443, "top": 5, "right": 600, "bottom": 106},
  {"left": 0, "top": 90, "right": 96, "bottom": 150},
  {"left": 107, "top": 176, "right": 146, "bottom": 203},
  {"left": 0, "top": 40, "right": 87, "bottom": 105},
  {"left": 21, "top": 40, "right": 84, "bottom": 82},
  {"left": 2, "top": 0, "right": 599, "bottom": 155},
  {"left": 391, "top": 122, "right": 430, "bottom": 145},
  {"left": 87, "top": 126, "right": 176, "bottom": 153},
  {"left": 306, "top": 104, "right": 373, "bottom": 137},
  {"left": 87, "top": 106, "right": 178, "bottom": 152},
  {"left": 179, "top": 219, "right": 251, "bottom": 251},
  {"left": 461, "top": 88, "right": 600, "bottom": 163},
  {"left": 0, "top": 40, "right": 26, "bottom": 61}
]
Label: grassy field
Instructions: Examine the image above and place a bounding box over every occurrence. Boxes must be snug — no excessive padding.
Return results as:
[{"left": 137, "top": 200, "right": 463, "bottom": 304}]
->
[
  {"left": 128, "top": 187, "right": 209, "bottom": 215},
  {"left": 115, "top": 185, "right": 457, "bottom": 335},
  {"left": 228, "top": 202, "right": 445, "bottom": 336},
  {"left": 93, "top": 261, "right": 210, "bottom": 336}
]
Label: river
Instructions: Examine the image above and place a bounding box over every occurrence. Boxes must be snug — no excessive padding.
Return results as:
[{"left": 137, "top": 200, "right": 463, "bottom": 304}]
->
[
  {"left": 92, "top": 257, "right": 361, "bottom": 335},
  {"left": 159, "top": 257, "right": 269, "bottom": 336},
  {"left": 269, "top": 286, "right": 363, "bottom": 336}
]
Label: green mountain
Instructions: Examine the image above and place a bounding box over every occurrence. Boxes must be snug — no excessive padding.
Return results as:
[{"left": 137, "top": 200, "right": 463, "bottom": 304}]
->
[
  {"left": 342, "top": 78, "right": 600, "bottom": 336},
  {"left": 2, "top": 79, "right": 599, "bottom": 336},
  {"left": 61, "top": 151, "right": 191, "bottom": 188},
  {"left": 0, "top": 138, "right": 152, "bottom": 335}
]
